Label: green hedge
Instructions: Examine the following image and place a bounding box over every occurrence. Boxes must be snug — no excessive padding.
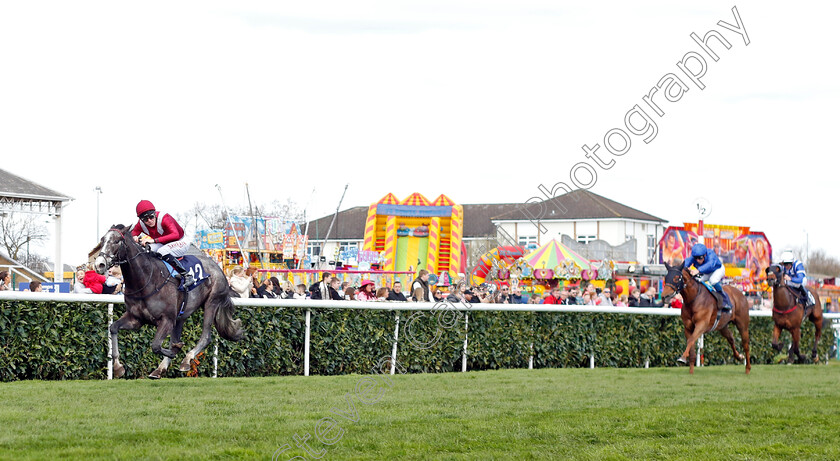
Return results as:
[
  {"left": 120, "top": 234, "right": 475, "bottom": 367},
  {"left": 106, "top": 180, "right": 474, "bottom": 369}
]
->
[{"left": 0, "top": 300, "right": 834, "bottom": 381}]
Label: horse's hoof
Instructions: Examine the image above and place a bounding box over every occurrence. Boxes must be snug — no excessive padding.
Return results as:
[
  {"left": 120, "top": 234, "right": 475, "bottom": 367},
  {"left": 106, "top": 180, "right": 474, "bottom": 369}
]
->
[
  {"left": 735, "top": 353, "right": 745, "bottom": 362},
  {"left": 113, "top": 363, "right": 125, "bottom": 379},
  {"left": 676, "top": 356, "right": 688, "bottom": 366},
  {"left": 179, "top": 357, "right": 193, "bottom": 372},
  {"left": 148, "top": 369, "right": 163, "bottom": 379}
]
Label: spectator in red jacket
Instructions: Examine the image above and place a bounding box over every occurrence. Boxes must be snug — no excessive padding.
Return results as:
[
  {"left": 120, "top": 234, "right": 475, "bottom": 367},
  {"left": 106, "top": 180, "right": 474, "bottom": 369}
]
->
[
  {"left": 542, "top": 286, "right": 563, "bottom": 304},
  {"left": 667, "top": 293, "right": 684, "bottom": 309},
  {"left": 83, "top": 264, "right": 107, "bottom": 294}
]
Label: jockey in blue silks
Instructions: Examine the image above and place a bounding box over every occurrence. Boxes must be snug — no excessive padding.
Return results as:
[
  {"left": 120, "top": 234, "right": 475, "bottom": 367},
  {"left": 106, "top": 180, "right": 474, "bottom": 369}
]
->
[
  {"left": 779, "top": 250, "right": 814, "bottom": 307},
  {"left": 683, "top": 243, "right": 731, "bottom": 310}
]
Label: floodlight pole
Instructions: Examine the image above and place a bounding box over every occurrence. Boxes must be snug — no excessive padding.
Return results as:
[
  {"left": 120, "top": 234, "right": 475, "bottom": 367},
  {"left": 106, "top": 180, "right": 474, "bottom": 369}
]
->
[
  {"left": 94, "top": 186, "right": 102, "bottom": 242},
  {"left": 216, "top": 184, "right": 248, "bottom": 268}
]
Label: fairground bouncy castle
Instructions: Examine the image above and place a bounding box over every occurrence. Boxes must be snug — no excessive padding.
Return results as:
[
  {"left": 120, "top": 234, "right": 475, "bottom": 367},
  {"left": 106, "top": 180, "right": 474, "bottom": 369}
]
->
[{"left": 362, "top": 193, "right": 466, "bottom": 277}]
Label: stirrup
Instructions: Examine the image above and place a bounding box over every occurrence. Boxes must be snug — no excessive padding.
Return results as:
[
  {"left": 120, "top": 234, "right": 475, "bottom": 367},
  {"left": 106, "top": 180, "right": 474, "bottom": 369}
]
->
[{"left": 182, "top": 273, "right": 195, "bottom": 286}]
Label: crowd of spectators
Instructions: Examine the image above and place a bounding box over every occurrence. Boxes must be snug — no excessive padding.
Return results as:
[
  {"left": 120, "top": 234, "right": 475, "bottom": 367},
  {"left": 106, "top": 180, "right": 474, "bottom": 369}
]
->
[
  {"left": 224, "top": 267, "right": 679, "bottom": 307},
  {"left": 64, "top": 262, "right": 837, "bottom": 312},
  {"left": 72, "top": 263, "right": 124, "bottom": 295}
]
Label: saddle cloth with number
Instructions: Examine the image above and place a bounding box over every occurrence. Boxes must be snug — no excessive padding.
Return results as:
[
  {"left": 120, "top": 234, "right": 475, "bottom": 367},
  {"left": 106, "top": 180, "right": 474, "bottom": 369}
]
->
[{"left": 162, "top": 255, "right": 209, "bottom": 292}]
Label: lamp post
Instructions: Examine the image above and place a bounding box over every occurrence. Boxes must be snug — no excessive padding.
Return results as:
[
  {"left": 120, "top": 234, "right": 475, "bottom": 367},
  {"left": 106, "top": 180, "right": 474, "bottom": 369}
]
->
[
  {"left": 803, "top": 229, "right": 809, "bottom": 267},
  {"left": 95, "top": 187, "right": 102, "bottom": 241}
]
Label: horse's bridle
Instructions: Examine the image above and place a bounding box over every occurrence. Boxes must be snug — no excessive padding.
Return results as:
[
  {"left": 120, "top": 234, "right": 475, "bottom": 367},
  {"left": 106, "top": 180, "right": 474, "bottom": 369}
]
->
[
  {"left": 100, "top": 227, "right": 174, "bottom": 299},
  {"left": 98, "top": 229, "right": 125, "bottom": 269},
  {"left": 765, "top": 265, "right": 782, "bottom": 288},
  {"left": 662, "top": 269, "right": 690, "bottom": 303},
  {"left": 100, "top": 228, "right": 139, "bottom": 268}
]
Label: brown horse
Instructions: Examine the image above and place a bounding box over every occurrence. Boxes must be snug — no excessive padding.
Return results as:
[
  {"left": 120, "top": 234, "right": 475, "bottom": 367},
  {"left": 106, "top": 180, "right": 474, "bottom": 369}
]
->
[
  {"left": 765, "top": 264, "right": 823, "bottom": 363},
  {"left": 662, "top": 261, "right": 751, "bottom": 374}
]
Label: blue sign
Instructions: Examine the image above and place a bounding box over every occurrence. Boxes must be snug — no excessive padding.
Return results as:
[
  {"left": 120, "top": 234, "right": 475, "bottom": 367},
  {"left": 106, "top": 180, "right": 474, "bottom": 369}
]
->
[
  {"left": 197, "top": 229, "right": 225, "bottom": 249},
  {"left": 18, "top": 282, "right": 71, "bottom": 293},
  {"left": 376, "top": 204, "right": 452, "bottom": 217}
]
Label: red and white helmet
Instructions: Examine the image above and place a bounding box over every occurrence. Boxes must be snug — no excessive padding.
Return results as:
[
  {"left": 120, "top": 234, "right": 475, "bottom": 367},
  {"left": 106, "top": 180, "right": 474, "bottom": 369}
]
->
[{"left": 136, "top": 200, "right": 155, "bottom": 217}]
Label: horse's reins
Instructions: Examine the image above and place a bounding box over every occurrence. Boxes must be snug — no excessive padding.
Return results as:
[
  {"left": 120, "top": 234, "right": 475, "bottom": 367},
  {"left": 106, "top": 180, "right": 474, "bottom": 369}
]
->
[
  {"left": 665, "top": 270, "right": 726, "bottom": 332},
  {"left": 767, "top": 272, "right": 801, "bottom": 315},
  {"left": 104, "top": 228, "right": 177, "bottom": 300}
]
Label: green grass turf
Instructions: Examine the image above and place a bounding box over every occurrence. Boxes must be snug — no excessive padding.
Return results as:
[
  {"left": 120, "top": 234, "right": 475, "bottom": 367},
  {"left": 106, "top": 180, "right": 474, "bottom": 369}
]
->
[{"left": 1, "top": 363, "right": 839, "bottom": 460}]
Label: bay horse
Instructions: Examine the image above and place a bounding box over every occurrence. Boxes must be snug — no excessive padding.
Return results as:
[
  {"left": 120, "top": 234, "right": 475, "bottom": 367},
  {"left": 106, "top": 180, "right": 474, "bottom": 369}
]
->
[
  {"left": 764, "top": 264, "right": 823, "bottom": 363},
  {"left": 662, "top": 261, "right": 751, "bottom": 374},
  {"left": 93, "top": 225, "right": 243, "bottom": 379}
]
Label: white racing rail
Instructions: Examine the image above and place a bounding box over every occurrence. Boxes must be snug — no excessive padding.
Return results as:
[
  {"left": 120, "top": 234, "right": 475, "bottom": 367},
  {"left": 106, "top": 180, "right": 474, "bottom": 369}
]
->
[{"left": 3, "top": 291, "right": 838, "bottom": 379}]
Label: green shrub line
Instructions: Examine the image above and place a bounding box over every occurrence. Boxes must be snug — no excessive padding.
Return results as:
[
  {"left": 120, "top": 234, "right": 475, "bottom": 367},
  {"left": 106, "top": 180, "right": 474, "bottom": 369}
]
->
[{"left": 0, "top": 300, "right": 833, "bottom": 381}]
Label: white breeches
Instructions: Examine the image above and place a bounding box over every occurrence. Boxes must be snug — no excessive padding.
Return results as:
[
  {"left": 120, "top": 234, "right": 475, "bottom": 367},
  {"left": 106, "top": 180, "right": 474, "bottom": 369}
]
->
[
  {"left": 149, "top": 237, "right": 191, "bottom": 257},
  {"left": 699, "top": 266, "right": 725, "bottom": 285}
]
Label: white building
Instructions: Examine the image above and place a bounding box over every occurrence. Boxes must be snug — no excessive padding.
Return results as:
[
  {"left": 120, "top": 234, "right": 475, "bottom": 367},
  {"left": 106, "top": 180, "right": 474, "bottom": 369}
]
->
[
  {"left": 490, "top": 190, "right": 667, "bottom": 264},
  {"left": 304, "top": 190, "right": 667, "bottom": 268}
]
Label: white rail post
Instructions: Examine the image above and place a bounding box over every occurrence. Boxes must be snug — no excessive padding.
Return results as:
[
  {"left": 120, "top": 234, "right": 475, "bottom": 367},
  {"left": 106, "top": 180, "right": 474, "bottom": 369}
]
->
[
  {"left": 528, "top": 317, "right": 534, "bottom": 370},
  {"left": 304, "top": 309, "right": 311, "bottom": 376},
  {"left": 213, "top": 338, "right": 218, "bottom": 378},
  {"left": 529, "top": 343, "right": 534, "bottom": 370},
  {"left": 107, "top": 303, "right": 113, "bottom": 380},
  {"left": 461, "top": 312, "right": 469, "bottom": 372},
  {"left": 590, "top": 319, "right": 595, "bottom": 369},
  {"left": 390, "top": 313, "right": 400, "bottom": 375}
]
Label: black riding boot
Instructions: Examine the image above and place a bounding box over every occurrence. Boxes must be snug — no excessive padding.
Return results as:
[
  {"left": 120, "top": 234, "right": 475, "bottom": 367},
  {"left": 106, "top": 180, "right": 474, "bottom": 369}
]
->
[
  {"left": 799, "top": 286, "right": 812, "bottom": 307},
  {"left": 160, "top": 253, "right": 195, "bottom": 286}
]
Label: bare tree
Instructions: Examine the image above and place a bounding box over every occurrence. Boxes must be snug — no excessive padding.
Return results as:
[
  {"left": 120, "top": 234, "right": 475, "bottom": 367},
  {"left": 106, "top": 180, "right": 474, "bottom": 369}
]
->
[
  {"left": 0, "top": 212, "right": 49, "bottom": 260},
  {"left": 179, "top": 199, "right": 305, "bottom": 232},
  {"left": 784, "top": 246, "right": 840, "bottom": 277},
  {"left": 178, "top": 202, "right": 230, "bottom": 230},
  {"left": 263, "top": 198, "right": 305, "bottom": 223},
  {"left": 806, "top": 248, "right": 840, "bottom": 277},
  {"left": 21, "top": 252, "right": 53, "bottom": 274}
]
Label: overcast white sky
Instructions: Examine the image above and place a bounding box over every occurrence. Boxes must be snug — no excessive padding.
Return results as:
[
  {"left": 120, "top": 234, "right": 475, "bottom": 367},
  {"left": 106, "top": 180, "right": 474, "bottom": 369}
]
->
[{"left": 1, "top": 1, "right": 837, "bottom": 267}]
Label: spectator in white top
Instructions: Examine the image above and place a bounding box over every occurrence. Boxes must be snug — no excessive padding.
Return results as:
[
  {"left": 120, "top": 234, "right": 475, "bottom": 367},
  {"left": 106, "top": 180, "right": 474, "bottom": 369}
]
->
[
  {"left": 228, "top": 266, "right": 252, "bottom": 299},
  {"left": 0, "top": 270, "right": 11, "bottom": 291},
  {"left": 73, "top": 269, "right": 92, "bottom": 294}
]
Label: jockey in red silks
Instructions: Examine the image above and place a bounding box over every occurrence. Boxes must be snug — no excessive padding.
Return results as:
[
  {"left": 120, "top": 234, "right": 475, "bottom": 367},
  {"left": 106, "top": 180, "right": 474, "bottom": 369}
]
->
[{"left": 130, "top": 200, "right": 195, "bottom": 286}]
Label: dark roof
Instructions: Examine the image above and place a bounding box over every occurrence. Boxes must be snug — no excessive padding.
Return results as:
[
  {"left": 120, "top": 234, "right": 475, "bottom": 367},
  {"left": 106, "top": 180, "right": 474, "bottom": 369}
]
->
[
  {"left": 305, "top": 190, "right": 665, "bottom": 241},
  {"left": 490, "top": 189, "right": 666, "bottom": 223},
  {"left": 306, "top": 206, "right": 369, "bottom": 240},
  {"left": 306, "top": 203, "right": 523, "bottom": 241},
  {"left": 462, "top": 203, "right": 523, "bottom": 238},
  {"left": 0, "top": 168, "right": 72, "bottom": 201}
]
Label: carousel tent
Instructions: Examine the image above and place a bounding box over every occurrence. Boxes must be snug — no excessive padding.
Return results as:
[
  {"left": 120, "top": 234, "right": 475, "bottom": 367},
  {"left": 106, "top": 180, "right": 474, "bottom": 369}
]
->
[{"left": 522, "top": 239, "right": 591, "bottom": 272}]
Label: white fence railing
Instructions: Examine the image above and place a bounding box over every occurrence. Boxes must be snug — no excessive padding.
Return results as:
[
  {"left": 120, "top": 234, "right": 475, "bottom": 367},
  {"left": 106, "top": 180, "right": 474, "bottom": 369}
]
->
[{"left": 3, "top": 291, "right": 839, "bottom": 379}]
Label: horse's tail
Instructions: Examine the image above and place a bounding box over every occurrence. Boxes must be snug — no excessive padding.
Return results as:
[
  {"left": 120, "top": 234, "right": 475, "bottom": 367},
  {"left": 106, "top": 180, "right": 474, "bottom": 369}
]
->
[{"left": 215, "top": 294, "right": 243, "bottom": 341}]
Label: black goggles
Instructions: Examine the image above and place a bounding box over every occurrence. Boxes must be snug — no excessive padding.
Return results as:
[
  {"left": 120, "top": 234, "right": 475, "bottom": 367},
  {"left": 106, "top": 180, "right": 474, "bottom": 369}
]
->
[{"left": 140, "top": 212, "right": 156, "bottom": 221}]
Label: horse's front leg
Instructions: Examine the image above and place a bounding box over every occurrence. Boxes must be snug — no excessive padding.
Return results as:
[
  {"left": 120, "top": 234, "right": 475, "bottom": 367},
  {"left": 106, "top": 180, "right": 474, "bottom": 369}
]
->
[
  {"left": 150, "top": 317, "right": 177, "bottom": 361},
  {"left": 110, "top": 313, "right": 142, "bottom": 379},
  {"left": 771, "top": 323, "right": 782, "bottom": 352},
  {"left": 180, "top": 307, "right": 215, "bottom": 372},
  {"left": 149, "top": 317, "right": 187, "bottom": 379},
  {"left": 679, "top": 322, "right": 707, "bottom": 374}
]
